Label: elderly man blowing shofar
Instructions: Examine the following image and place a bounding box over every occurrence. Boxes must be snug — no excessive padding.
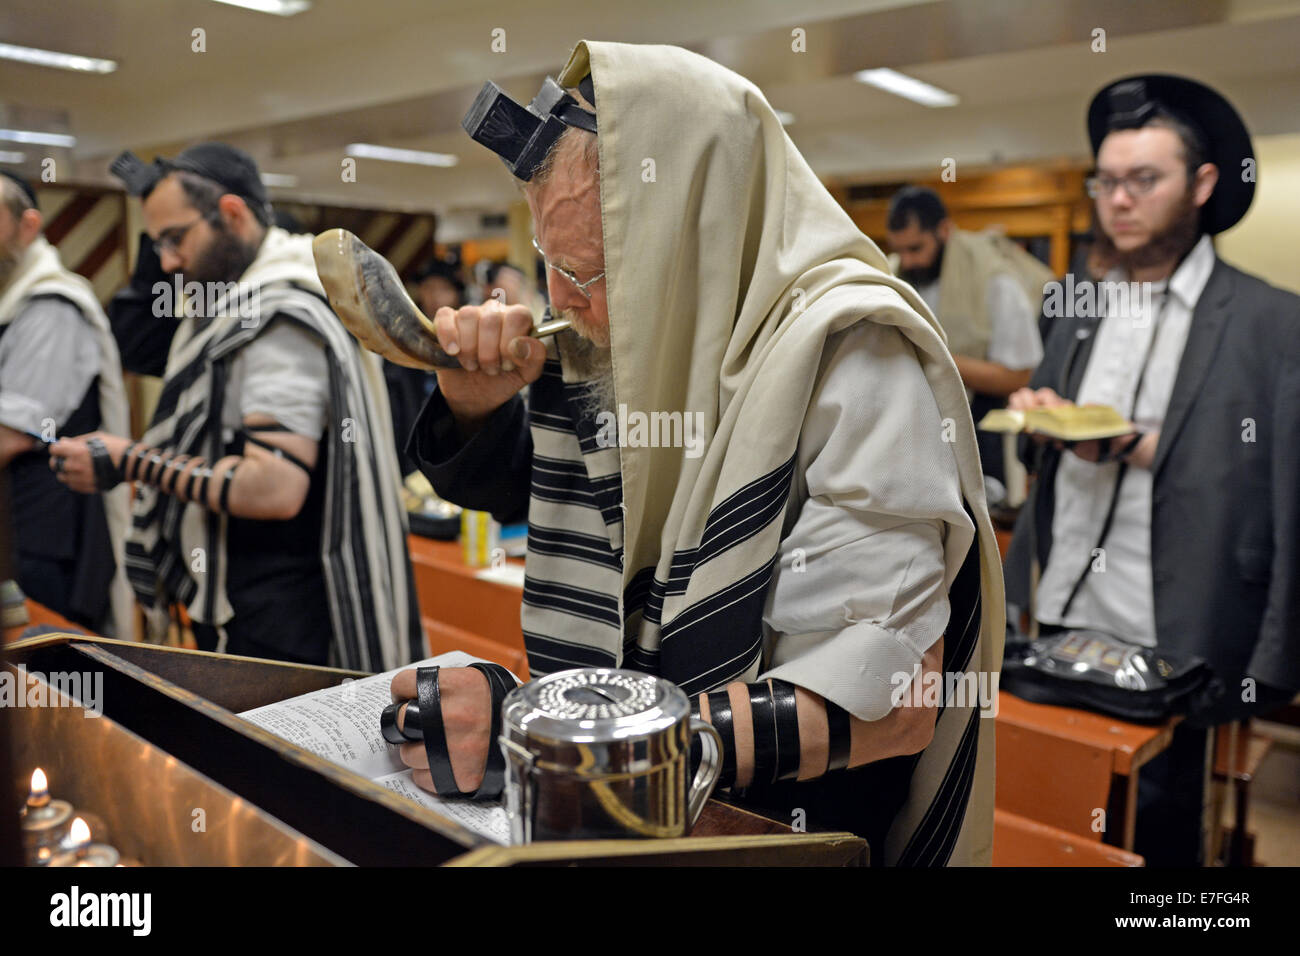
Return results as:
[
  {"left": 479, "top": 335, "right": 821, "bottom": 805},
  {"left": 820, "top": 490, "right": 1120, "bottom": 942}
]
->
[{"left": 366, "top": 42, "right": 1004, "bottom": 866}]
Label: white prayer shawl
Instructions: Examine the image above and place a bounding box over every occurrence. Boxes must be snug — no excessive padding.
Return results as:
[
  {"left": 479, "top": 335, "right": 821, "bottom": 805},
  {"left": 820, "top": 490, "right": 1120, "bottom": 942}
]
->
[
  {"left": 125, "top": 227, "right": 418, "bottom": 671},
  {"left": 519, "top": 41, "right": 1005, "bottom": 865},
  {"left": 0, "top": 236, "right": 135, "bottom": 640}
]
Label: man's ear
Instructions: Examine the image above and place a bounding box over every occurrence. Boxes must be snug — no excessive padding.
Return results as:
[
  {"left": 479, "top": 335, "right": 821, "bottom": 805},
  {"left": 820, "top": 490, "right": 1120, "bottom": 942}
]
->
[
  {"left": 936, "top": 219, "right": 952, "bottom": 243},
  {"left": 1192, "top": 163, "right": 1218, "bottom": 210},
  {"left": 217, "top": 193, "right": 254, "bottom": 234},
  {"left": 17, "top": 207, "right": 43, "bottom": 246}
]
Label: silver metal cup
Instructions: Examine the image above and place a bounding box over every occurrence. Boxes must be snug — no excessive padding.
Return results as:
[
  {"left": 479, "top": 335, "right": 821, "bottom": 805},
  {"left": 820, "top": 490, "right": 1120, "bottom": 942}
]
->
[{"left": 500, "top": 668, "right": 722, "bottom": 843}]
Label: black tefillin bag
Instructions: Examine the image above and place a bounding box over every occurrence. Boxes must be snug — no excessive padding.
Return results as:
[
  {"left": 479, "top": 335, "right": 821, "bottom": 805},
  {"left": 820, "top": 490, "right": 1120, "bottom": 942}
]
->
[{"left": 1001, "top": 629, "right": 1215, "bottom": 723}]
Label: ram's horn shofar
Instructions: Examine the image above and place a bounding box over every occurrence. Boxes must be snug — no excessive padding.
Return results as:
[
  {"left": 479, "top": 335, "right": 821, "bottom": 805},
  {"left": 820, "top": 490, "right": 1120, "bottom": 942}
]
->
[{"left": 312, "top": 228, "right": 569, "bottom": 370}]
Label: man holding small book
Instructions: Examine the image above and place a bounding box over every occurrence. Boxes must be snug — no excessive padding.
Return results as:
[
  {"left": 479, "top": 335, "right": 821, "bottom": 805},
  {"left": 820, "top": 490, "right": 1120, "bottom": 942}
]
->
[{"left": 1004, "top": 75, "right": 1300, "bottom": 866}]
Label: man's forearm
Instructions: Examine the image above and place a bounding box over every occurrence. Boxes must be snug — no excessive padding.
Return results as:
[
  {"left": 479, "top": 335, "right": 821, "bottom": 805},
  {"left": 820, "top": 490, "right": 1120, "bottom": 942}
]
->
[
  {"left": 954, "top": 355, "right": 1033, "bottom": 397},
  {"left": 408, "top": 387, "right": 532, "bottom": 523},
  {"left": 692, "top": 636, "right": 943, "bottom": 789},
  {"left": 120, "top": 442, "right": 310, "bottom": 520},
  {"left": 0, "top": 424, "right": 36, "bottom": 470}
]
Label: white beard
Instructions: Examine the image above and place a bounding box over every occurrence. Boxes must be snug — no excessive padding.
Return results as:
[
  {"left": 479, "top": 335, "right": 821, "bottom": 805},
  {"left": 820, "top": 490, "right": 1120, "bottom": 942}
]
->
[{"left": 559, "top": 328, "right": 616, "bottom": 422}]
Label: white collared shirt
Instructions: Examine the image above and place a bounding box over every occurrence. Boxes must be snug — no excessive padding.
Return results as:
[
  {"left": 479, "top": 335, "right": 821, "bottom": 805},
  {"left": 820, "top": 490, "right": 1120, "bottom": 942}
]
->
[{"left": 1035, "top": 234, "right": 1216, "bottom": 645}]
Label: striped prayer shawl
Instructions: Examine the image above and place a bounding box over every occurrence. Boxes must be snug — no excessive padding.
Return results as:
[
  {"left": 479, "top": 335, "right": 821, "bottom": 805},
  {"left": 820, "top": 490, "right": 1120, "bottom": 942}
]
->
[{"left": 125, "top": 230, "right": 419, "bottom": 672}]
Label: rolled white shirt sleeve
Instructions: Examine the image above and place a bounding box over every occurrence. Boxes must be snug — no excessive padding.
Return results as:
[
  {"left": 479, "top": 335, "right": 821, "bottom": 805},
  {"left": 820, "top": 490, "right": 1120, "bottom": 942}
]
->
[
  {"left": 0, "top": 298, "right": 100, "bottom": 436},
  {"left": 759, "top": 319, "right": 973, "bottom": 721},
  {"left": 230, "top": 318, "right": 330, "bottom": 438}
]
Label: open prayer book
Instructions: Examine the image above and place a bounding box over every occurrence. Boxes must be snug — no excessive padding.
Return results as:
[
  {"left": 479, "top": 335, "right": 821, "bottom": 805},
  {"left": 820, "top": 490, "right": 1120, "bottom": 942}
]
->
[
  {"left": 977, "top": 404, "right": 1135, "bottom": 442},
  {"left": 238, "top": 650, "right": 513, "bottom": 845}
]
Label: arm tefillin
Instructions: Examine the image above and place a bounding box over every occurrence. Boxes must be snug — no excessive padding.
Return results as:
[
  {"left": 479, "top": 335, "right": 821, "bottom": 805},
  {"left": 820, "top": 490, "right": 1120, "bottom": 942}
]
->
[
  {"left": 120, "top": 442, "right": 225, "bottom": 510},
  {"left": 691, "top": 679, "right": 850, "bottom": 789}
]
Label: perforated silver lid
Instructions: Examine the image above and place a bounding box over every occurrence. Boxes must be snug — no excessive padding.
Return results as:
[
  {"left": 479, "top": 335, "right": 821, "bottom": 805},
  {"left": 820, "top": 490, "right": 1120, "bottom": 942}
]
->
[{"left": 502, "top": 668, "right": 688, "bottom": 747}]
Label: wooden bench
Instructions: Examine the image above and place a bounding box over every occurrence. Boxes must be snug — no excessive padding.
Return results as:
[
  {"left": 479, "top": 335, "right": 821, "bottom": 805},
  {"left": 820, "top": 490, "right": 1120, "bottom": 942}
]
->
[
  {"left": 993, "top": 808, "right": 1144, "bottom": 866},
  {"left": 996, "top": 690, "right": 1179, "bottom": 849}
]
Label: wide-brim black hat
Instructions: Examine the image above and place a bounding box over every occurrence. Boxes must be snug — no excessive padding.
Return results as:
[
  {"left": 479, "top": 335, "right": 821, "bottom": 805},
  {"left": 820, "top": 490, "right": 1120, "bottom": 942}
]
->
[{"left": 1087, "top": 74, "right": 1254, "bottom": 234}]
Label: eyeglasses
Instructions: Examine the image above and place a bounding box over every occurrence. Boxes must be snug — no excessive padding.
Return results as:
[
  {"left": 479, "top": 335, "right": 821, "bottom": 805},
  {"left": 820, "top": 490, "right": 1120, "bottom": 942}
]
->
[
  {"left": 531, "top": 236, "right": 605, "bottom": 299},
  {"left": 152, "top": 216, "right": 206, "bottom": 256},
  {"left": 1085, "top": 170, "right": 1171, "bottom": 200}
]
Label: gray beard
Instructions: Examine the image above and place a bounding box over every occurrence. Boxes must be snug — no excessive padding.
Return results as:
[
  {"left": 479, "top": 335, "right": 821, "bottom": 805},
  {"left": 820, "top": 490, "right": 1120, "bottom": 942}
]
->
[{"left": 559, "top": 330, "right": 616, "bottom": 422}]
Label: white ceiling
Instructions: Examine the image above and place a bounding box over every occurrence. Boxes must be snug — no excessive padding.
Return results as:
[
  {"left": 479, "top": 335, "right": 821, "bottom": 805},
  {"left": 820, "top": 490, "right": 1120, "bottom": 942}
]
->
[{"left": 3, "top": 0, "right": 1299, "bottom": 224}]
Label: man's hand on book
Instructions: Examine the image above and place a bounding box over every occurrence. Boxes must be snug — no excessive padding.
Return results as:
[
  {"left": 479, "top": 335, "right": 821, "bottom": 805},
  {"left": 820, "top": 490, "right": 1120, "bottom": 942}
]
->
[
  {"left": 1008, "top": 387, "right": 1156, "bottom": 467},
  {"left": 1008, "top": 387, "right": 1074, "bottom": 448},
  {"left": 390, "top": 666, "right": 492, "bottom": 794}
]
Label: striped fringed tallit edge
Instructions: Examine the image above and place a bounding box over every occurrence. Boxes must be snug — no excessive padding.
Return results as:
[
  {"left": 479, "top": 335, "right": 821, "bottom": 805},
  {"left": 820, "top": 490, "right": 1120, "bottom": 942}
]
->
[
  {"left": 518, "top": 357, "right": 627, "bottom": 677},
  {"left": 885, "top": 534, "right": 989, "bottom": 867},
  {"left": 125, "top": 283, "right": 419, "bottom": 672}
]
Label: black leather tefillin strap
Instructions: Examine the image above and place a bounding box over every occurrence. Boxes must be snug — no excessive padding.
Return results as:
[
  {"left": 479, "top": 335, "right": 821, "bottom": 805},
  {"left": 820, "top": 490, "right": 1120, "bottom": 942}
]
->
[
  {"left": 691, "top": 679, "right": 809, "bottom": 789},
  {"left": 241, "top": 430, "right": 313, "bottom": 475},
  {"left": 379, "top": 662, "right": 517, "bottom": 800},
  {"left": 86, "top": 437, "right": 124, "bottom": 491}
]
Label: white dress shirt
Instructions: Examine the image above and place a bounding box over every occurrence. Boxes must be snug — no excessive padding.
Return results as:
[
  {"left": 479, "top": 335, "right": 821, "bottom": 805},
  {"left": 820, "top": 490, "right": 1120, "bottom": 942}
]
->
[
  {"left": 760, "top": 319, "right": 974, "bottom": 720},
  {"left": 917, "top": 272, "right": 1044, "bottom": 371},
  {"left": 1035, "top": 234, "right": 1216, "bottom": 645}
]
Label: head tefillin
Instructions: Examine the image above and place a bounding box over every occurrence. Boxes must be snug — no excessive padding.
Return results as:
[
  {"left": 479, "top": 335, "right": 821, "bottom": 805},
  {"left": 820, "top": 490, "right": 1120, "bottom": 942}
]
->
[
  {"left": 109, "top": 143, "right": 273, "bottom": 225},
  {"left": 461, "top": 74, "right": 596, "bottom": 182}
]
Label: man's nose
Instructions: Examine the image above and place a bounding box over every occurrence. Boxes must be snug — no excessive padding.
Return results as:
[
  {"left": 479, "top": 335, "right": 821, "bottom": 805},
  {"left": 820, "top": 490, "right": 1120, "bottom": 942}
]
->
[
  {"left": 547, "top": 273, "right": 585, "bottom": 314},
  {"left": 1108, "top": 186, "right": 1137, "bottom": 209},
  {"left": 160, "top": 249, "right": 183, "bottom": 273}
]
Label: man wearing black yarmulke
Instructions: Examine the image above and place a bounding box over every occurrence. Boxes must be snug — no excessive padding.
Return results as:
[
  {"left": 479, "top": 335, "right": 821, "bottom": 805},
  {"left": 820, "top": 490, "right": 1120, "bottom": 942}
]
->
[
  {"left": 51, "top": 143, "right": 421, "bottom": 673},
  {"left": 1006, "top": 76, "right": 1300, "bottom": 866}
]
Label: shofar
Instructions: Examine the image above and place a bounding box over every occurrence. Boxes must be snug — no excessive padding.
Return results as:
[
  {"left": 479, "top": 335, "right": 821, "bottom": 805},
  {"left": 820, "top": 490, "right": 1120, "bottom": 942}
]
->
[{"left": 312, "top": 228, "right": 569, "bottom": 369}]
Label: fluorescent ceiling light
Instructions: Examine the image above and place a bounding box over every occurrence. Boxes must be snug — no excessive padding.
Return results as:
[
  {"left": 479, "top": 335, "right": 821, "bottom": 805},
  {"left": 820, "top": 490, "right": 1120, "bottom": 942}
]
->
[
  {"left": 853, "top": 68, "right": 958, "bottom": 108},
  {"left": 346, "top": 144, "right": 458, "bottom": 167},
  {"left": 260, "top": 172, "right": 299, "bottom": 187},
  {"left": 209, "top": 0, "right": 312, "bottom": 14},
  {"left": 0, "top": 41, "right": 117, "bottom": 74},
  {"left": 0, "top": 129, "right": 76, "bottom": 148},
  {"left": 774, "top": 110, "right": 795, "bottom": 126},
  {"left": 0, "top": 151, "right": 26, "bottom": 164}
]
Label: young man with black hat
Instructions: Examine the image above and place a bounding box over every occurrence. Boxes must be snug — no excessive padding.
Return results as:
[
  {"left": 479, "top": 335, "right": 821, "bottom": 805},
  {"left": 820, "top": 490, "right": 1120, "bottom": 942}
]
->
[
  {"left": 0, "top": 171, "right": 134, "bottom": 638},
  {"left": 1005, "top": 75, "right": 1300, "bottom": 866},
  {"left": 51, "top": 143, "right": 421, "bottom": 673}
]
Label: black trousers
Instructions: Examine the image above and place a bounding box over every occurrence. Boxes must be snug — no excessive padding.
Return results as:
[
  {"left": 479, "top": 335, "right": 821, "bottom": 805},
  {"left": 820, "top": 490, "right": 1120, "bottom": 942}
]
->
[
  {"left": 1132, "top": 721, "right": 1209, "bottom": 867},
  {"left": 192, "top": 618, "right": 330, "bottom": 667}
]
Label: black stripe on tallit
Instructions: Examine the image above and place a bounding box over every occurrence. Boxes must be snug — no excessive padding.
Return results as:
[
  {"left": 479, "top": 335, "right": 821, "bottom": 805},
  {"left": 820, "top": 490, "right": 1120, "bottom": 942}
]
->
[
  {"left": 623, "top": 641, "right": 661, "bottom": 673},
  {"left": 895, "top": 705, "right": 981, "bottom": 867},
  {"left": 658, "top": 558, "right": 777, "bottom": 695},
  {"left": 322, "top": 345, "right": 377, "bottom": 671},
  {"left": 522, "top": 630, "right": 617, "bottom": 674},
  {"left": 632, "top": 453, "right": 795, "bottom": 626},
  {"left": 526, "top": 523, "right": 623, "bottom": 570},
  {"left": 523, "top": 576, "right": 621, "bottom": 627}
]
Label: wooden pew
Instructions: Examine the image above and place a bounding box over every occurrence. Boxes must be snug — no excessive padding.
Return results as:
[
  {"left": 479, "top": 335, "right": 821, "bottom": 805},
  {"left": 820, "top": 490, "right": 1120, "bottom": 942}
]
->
[
  {"left": 996, "top": 690, "right": 1179, "bottom": 849},
  {"left": 994, "top": 808, "right": 1144, "bottom": 866}
]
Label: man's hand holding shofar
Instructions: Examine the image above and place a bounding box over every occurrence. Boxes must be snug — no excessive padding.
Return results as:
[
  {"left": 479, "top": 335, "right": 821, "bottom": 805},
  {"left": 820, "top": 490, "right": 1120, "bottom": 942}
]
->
[
  {"left": 431, "top": 301, "right": 548, "bottom": 438},
  {"left": 310, "top": 229, "right": 554, "bottom": 439}
]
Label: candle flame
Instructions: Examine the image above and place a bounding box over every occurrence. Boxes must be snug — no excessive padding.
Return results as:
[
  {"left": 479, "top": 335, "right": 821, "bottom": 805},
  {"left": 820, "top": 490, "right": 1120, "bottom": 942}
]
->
[
  {"left": 30, "top": 768, "right": 47, "bottom": 792},
  {"left": 69, "top": 817, "right": 91, "bottom": 844}
]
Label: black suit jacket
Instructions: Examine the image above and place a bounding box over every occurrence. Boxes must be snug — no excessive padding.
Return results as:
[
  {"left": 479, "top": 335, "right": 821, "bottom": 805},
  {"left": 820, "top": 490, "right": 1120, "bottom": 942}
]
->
[{"left": 1004, "top": 256, "right": 1300, "bottom": 725}]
